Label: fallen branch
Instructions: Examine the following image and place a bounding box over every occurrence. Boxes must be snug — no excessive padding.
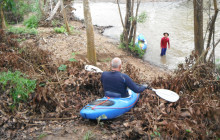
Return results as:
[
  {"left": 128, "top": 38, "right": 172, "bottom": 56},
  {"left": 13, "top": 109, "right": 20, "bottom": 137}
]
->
[
  {"left": 30, "top": 117, "right": 78, "bottom": 121},
  {"left": 208, "top": 38, "right": 220, "bottom": 62},
  {"left": 14, "top": 54, "right": 36, "bottom": 73},
  {"left": 46, "top": 1, "right": 61, "bottom": 21}
]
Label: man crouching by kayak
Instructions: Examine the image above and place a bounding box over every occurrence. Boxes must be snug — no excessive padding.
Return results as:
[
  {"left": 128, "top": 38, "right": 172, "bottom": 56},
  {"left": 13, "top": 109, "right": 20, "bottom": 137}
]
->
[{"left": 101, "top": 57, "right": 150, "bottom": 98}]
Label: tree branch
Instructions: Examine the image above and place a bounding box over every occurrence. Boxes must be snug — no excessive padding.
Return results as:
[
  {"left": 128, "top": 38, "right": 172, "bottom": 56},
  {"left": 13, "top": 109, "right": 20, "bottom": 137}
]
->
[
  {"left": 116, "top": 0, "right": 125, "bottom": 29},
  {"left": 46, "top": 1, "right": 61, "bottom": 21}
]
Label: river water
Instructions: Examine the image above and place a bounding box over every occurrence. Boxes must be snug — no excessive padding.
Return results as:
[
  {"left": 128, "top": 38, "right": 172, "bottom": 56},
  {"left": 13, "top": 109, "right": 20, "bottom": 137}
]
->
[{"left": 73, "top": 1, "right": 220, "bottom": 70}]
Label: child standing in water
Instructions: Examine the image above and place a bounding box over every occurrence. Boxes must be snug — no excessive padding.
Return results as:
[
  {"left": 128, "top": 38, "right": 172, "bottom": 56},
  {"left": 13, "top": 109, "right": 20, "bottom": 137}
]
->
[{"left": 160, "top": 32, "right": 170, "bottom": 56}]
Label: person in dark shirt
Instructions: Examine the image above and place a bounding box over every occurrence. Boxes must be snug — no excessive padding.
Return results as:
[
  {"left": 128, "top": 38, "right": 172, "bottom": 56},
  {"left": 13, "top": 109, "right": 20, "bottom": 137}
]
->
[
  {"left": 101, "top": 57, "right": 149, "bottom": 98},
  {"left": 160, "top": 32, "right": 170, "bottom": 56}
]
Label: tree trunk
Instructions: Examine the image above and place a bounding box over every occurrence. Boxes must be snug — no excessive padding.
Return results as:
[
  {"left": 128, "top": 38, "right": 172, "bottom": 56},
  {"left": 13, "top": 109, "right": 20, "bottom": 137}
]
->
[
  {"left": 129, "top": 0, "right": 141, "bottom": 45},
  {"left": 193, "top": 0, "right": 204, "bottom": 56},
  {"left": 39, "top": 0, "right": 46, "bottom": 16},
  {"left": 60, "top": 0, "right": 71, "bottom": 34},
  {"left": 123, "top": 0, "right": 132, "bottom": 48},
  {"left": 205, "top": 0, "right": 218, "bottom": 62},
  {"left": 0, "top": 6, "right": 6, "bottom": 29},
  {"left": 116, "top": 0, "right": 125, "bottom": 29},
  {"left": 83, "top": 0, "right": 97, "bottom": 65}
]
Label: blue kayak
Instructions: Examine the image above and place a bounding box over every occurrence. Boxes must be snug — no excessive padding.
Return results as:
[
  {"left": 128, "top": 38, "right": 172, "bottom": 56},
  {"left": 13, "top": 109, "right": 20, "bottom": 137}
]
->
[
  {"left": 135, "top": 34, "right": 147, "bottom": 50},
  {"left": 80, "top": 89, "right": 140, "bottom": 120}
]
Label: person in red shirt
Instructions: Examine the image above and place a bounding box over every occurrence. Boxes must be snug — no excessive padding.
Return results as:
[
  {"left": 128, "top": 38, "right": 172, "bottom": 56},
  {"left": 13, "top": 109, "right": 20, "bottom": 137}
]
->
[{"left": 160, "top": 32, "right": 170, "bottom": 56}]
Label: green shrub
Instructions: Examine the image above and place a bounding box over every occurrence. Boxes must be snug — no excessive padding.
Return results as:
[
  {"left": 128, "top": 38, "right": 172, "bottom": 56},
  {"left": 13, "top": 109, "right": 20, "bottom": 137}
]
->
[
  {"left": 54, "top": 26, "right": 75, "bottom": 34},
  {"left": 54, "top": 26, "right": 66, "bottom": 33},
  {"left": 128, "top": 42, "right": 145, "bottom": 58},
  {"left": 23, "top": 15, "right": 39, "bottom": 28},
  {"left": 137, "top": 12, "right": 147, "bottom": 23},
  {"left": 0, "top": 71, "right": 36, "bottom": 104},
  {"left": 7, "top": 26, "right": 38, "bottom": 35},
  {"left": 83, "top": 131, "right": 95, "bottom": 140}
]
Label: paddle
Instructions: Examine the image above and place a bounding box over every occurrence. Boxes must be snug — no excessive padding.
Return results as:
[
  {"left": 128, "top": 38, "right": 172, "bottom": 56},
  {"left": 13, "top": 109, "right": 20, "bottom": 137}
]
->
[{"left": 84, "top": 65, "right": 179, "bottom": 102}]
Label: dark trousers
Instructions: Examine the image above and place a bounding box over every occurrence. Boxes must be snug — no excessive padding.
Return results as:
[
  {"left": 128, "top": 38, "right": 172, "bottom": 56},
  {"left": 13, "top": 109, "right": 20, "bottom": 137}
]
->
[{"left": 160, "top": 48, "right": 167, "bottom": 56}]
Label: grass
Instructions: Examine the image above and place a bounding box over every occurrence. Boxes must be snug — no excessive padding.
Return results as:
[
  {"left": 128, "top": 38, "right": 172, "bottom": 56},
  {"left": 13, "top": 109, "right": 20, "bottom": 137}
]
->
[
  {"left": 83, "top": 131, "right": 95, "bottom": 140},
  {"left": 37, "top": 133, "right": 47, "bottom": 140},
  {"left": 100, "top": 58, "right": 111, "bottom": 62},
  {"left": 54, "top": 26, "right": 79, "bottom": 34},
  {"left": 23, "top": 15, "right": 39, "bottom": 28},
  {"left": 7, "top": 26, "right": 38, "bottom": 35},
  {"left": 96, "top": 114, "right": 107, "bottom": 127},
  {"left": 0, "top": 71, "right": 36, "bottom": 105}
]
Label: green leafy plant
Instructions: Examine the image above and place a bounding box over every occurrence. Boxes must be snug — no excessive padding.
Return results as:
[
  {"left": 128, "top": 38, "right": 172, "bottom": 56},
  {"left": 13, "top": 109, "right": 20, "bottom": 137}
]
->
[
  {"left": 128, "top": 12, "right": 147, "bottom": 23},
  {"left": 185, "top": 129, "right": 192, "bottom": 133},
  {"left": 129, "top": 41, "right": 145, "bottom": 58},
  {"left": 119, "top": 42, "right": 126, "bottom": 49},
  {"left": 58, "top": 64, "right": 67, "bottom": 71},
  {"left": 52, "top": 20, "right": 61, "bottom": 27},
  {"left": 0, "top": 71, "right": 36, "bottom": 104},
  {"left": 69, "top": 52, "right": 77, "bottom": 62},
  {"left": 7, "top": 26, "right": 38, "bottom": 35},
  {"left": 151, "top": 131, "right": 161, "bottom": 138},
  {"left": 83, "top": 131, "right": 95, "bottom": 140},
  {"left": 54, "top": 26, "right": 66, "bottom": 33},
  {"left": 96, "top": 114, "right": 107, "bottom": 126},
  {"left": 137, "top": 12, "right": 147, "bottom": 23},
  {"left": 23, "top": 15, "right": 39, "bottom": 28},
  {"left": 16, "top": 0, "right": 31, "bottom": 17},
  {"left": 54, "top": 26, "right": 75, "bottom": 34},
  {"left": 37, "top": 133, "right": 47, "bottom": 140},
  {"left": 100, "top": 58, "right": 111, "bottom": 62}
]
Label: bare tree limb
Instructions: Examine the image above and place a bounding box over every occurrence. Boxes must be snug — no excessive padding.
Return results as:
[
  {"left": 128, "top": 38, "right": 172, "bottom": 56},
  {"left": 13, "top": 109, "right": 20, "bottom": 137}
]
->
[
  {"left": 117, "top": 0, "right": 125, "bottom": 29},
  {"left": 0, "top": 5, "right": 6, "bottom": 29},
  {"left": 205, "top": 0, "right": 218, "bottom": 49},
  {"left": 204, "top": 0, "right": 218, "bottom": 61},
  {"left": 46, "top": 1, "right": 61, "bottom": 21},
  {"left": 208, "top": 38, "right": 220, "bottom": 62},
  {"left": 39, "top": 0, "right": 46, "bottom": 16},
  {"left": 60, "top": 0, "right": 71, "bottom": 34},
  {"left": 132, "top": 0, "right": 141, "bottom": 47}
]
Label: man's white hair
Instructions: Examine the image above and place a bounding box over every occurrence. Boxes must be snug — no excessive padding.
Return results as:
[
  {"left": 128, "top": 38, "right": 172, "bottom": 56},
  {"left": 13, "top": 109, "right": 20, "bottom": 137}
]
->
[{"left": 111, "top": 57, "right": 122, "bottom": 68}]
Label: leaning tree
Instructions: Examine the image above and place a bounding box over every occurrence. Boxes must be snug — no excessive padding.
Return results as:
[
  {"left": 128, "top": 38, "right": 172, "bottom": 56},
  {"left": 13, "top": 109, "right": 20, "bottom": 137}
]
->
[{"left": 117, "top": 0, "right": 144, "bottom": 49}]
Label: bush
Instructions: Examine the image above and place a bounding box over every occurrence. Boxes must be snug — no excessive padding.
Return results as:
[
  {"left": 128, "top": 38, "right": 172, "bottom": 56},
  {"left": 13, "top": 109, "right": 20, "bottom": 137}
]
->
[
  {"left": 128, "top": 42, "right": 145, "bottom": 58},
  {"left": 23, "top": 15, "right": 39, "bottom": 28},
  {"left": 7, "top": 26, "right": 38, "bottom": 35},
  {"left": 0, "top": 71, "right": 36, "bottom": 104},
  {"left": 54, "top": 26, "right": 75, "bottom": 34}
]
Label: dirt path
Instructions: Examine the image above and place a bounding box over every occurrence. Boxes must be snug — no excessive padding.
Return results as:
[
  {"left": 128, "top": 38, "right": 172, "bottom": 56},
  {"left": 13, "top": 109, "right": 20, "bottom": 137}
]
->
[{"left": 37, "top": 20, "right": 170, "bottom": 83}]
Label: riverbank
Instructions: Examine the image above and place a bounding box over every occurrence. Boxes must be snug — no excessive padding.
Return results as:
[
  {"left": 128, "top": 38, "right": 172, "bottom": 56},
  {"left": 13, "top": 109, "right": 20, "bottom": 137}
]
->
[
  {"left": 6, "top": 19, "right": 170, "bottom": 139},
  {"left": 35, "top": 20, "right": 170, "bottom": 82}
]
